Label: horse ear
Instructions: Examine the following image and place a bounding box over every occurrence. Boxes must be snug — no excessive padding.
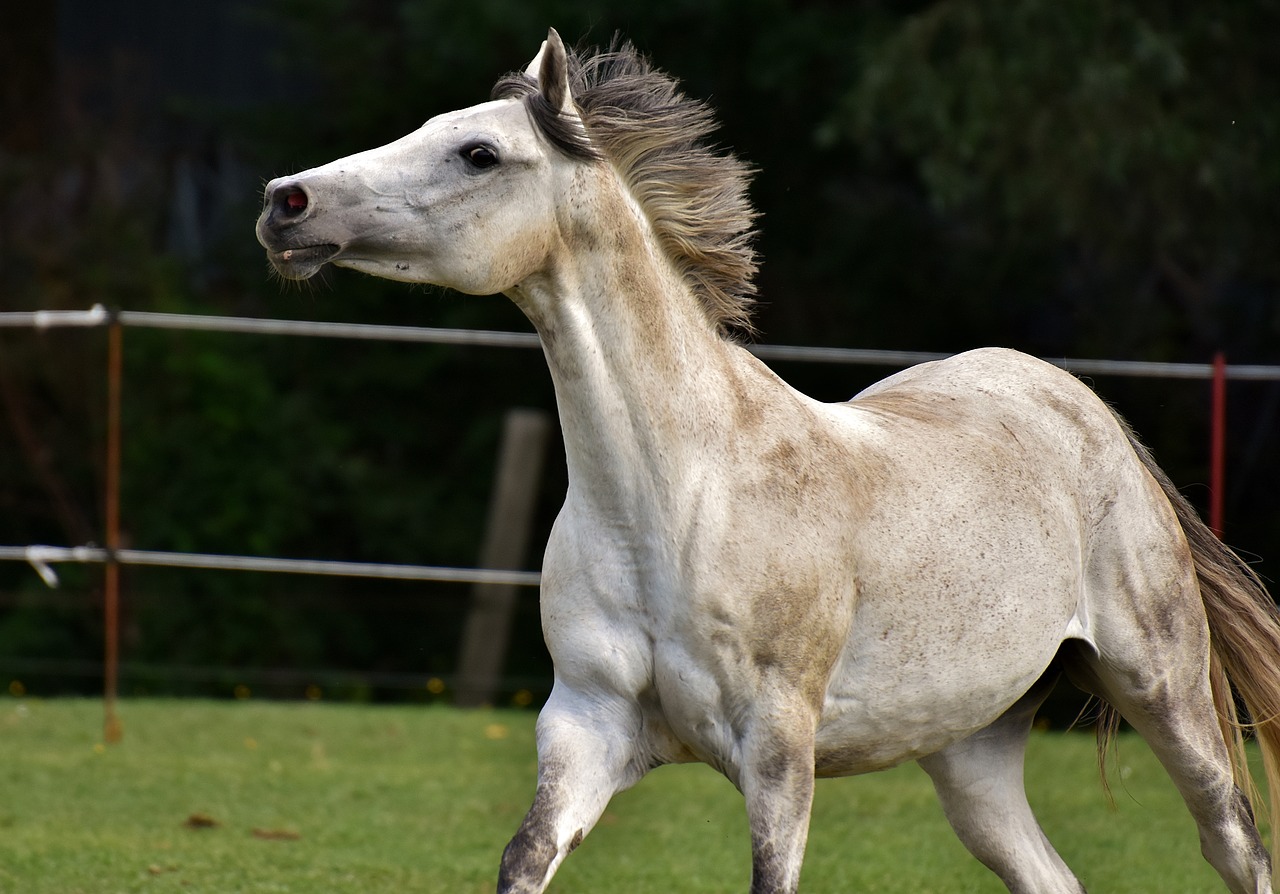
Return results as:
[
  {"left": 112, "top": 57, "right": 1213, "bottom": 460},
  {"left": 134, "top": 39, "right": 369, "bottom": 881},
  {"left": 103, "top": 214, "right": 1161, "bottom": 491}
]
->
[{"left": 526, "top": 27, "right": 572, "bottom": 114}]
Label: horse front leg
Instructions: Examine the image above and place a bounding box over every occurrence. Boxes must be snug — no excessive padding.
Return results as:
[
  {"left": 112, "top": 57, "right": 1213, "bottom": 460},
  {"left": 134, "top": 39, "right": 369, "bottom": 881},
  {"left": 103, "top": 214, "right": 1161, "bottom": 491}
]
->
[
  {"left": 498, "top": 685, "right": 648, "bottom": 894},
  {"left": 738, "top": 702, "right": 820, "bottom": 894}
]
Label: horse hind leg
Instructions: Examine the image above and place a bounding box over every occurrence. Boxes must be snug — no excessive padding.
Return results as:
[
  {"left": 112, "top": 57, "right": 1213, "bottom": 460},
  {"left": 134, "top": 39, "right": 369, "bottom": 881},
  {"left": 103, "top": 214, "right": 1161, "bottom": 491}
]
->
[
  {"left": 1062, "top": 634, "right": 1272, "bottom": 894},
  {"left": 917, "top": 671, "right": 1087, "bottom": 894},
  {"left": 1136, "top": 712, "right": 1269, "bottom": 894},
  {"left": 1078, "top": 434, "right": 1275, "bottom": 893}
]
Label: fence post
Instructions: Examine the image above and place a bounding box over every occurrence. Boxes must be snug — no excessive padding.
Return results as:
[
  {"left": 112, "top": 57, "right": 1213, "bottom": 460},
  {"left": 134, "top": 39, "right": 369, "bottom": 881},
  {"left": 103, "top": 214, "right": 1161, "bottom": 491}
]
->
[
  {"left": 454, "top": 408, "right": 551, "bottom": 707},
  {"left": 104, "top": 312, "right": 123, "bottom": 743}
]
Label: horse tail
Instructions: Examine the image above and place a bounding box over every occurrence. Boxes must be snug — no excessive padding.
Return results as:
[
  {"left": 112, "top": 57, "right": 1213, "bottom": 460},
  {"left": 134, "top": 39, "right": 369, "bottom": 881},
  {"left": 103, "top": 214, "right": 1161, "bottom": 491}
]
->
[{"left": 1117, "top": 415, "right": 1280, "bottom": 855}]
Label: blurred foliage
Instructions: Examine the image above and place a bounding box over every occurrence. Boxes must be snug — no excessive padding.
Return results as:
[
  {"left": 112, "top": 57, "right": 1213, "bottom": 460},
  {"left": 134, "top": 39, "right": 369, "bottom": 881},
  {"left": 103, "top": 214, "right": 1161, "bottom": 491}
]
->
[
  {"left": 834, "top": 0, "right": 1280, "bottom": 360},
  {"left": 1, "top": 0, "right": 1277, "bottom": 699}
]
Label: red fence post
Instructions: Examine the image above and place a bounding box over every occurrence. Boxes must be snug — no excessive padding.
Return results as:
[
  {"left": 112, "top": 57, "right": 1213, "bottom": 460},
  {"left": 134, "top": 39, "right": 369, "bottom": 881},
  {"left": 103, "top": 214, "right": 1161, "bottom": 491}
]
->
[
  {"left": 1209, "top": 351, "right": 1227, "bottom": 539},
  {"left": 104, "top": 314, "right": 123, "bottom": 743}
]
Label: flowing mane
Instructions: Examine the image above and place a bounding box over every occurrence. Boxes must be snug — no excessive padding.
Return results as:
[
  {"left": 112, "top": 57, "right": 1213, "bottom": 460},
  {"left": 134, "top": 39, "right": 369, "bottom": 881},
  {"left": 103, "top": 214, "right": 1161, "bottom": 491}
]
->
[{"left": 493, "top": 39, "right": 759, "bottom": 337}]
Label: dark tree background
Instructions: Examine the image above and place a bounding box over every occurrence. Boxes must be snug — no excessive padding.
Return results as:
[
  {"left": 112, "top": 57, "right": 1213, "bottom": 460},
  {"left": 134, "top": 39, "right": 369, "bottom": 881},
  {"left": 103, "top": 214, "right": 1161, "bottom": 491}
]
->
[{"left": 2, "top": 0, "right": 1277, "bottom": 702}]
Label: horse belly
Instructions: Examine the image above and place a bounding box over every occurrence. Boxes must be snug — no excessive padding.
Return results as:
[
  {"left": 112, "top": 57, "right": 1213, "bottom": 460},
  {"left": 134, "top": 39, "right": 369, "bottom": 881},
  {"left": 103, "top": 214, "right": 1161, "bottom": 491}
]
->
[
  {"left": 813, "top": 671, "right": 1024, "bottom": 776},
  {"left": 813, "top": 566, "right": 1079, "bottom": 776}
]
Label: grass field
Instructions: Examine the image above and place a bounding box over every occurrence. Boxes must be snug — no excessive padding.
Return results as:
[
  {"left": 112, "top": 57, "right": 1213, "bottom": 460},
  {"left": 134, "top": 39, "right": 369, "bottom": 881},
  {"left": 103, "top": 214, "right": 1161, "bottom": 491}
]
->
[{"left": 0, "top": 697, "right": 1255, "bottom": 893}]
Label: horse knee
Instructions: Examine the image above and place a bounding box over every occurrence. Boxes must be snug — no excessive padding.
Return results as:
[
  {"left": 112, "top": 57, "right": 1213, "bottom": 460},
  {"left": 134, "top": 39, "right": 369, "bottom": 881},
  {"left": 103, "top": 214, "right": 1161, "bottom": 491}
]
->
[
  {"left": 498, "top": 692, "right": 651, "bottom": 893},
  {"left": 498, "top": 785, "right": 593, "bottom": 894},
  {"left": 498, "top": 832, "right": 557, "bottom": 894},
  {"left": 497, "top": 791, "right": 561, "bottom": 894}
]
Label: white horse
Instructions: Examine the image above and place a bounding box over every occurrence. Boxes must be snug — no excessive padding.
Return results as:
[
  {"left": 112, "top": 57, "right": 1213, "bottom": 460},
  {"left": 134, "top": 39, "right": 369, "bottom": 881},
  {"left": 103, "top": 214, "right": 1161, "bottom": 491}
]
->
[{"left": 257, "top": 29, "right": 1280, "bottom": 894}]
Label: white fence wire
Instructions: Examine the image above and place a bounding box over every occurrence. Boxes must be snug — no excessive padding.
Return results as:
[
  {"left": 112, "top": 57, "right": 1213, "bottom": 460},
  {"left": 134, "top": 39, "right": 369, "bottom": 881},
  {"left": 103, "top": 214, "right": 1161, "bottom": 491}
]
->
[
  {"left": 8, "top": 304, "right": 1280, "bottom": 378},
  {"left": 0, "top": 545, "right": 541, "bottom": 590}
]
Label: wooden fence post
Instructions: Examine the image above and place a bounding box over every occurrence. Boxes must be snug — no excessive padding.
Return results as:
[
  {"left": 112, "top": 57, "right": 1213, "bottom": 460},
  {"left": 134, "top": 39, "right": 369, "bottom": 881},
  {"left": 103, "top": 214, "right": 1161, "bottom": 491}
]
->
[{"left": 454, "top": 408, "right": 551, "bottom": 707}]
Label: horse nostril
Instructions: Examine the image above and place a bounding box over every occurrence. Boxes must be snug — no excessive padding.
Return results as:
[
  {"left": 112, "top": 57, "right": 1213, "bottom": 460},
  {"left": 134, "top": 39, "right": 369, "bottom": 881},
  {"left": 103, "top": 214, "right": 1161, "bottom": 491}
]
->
[{"left": 276, "top": 186, "right": 309, "bottom": 218}]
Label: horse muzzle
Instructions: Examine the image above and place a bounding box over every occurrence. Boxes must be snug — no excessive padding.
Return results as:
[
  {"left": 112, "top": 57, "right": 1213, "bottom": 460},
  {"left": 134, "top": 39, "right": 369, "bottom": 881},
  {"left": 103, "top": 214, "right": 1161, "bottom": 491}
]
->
[{"left": 256, "top": 179, "right": 342, "bottom": 280}]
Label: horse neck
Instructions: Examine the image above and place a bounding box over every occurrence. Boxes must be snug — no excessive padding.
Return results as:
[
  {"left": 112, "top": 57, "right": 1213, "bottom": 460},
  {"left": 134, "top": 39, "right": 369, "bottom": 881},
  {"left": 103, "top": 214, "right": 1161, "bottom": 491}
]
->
[{"left": 510, "top": 183, "right": 767, "bottom": 516}]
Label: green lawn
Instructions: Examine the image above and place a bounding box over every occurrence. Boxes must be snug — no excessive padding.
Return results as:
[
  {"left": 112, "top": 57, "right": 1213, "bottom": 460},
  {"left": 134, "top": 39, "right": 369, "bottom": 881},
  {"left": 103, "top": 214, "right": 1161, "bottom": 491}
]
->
[{"left": 0, "top": 698, "right": 1251, "bottom": 893}]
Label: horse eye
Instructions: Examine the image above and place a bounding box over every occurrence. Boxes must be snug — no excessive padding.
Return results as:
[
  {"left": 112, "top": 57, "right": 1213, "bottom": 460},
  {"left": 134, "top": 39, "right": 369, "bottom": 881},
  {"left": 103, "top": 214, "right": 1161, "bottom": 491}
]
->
[{"left": 463, "top": 144, "right": 499, "bottom": 169}]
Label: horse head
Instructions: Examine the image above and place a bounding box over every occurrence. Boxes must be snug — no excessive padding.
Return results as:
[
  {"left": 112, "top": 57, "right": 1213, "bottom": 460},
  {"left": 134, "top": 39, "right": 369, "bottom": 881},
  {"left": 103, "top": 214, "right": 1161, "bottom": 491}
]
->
[{"left": 255, "top": 29, "right": 578, "bottom": 295}]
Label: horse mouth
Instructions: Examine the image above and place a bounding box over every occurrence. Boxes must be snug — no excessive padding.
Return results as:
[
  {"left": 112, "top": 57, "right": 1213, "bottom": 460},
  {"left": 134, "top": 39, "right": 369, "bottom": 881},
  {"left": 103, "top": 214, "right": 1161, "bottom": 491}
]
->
[{"left": 266, "top": 244, "right": 341, "bottom": 280}]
